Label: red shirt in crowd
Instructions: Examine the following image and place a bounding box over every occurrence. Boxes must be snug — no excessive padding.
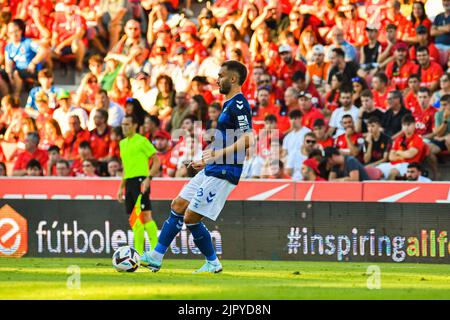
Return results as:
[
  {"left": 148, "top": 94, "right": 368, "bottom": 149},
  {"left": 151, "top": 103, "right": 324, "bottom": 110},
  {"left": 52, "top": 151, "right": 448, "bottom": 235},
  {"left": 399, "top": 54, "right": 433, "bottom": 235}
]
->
[
  {"left": 302, "top": 107, "right": 325, "bottom": 130},
  {"left": 378, "top": 13, "right": 412, "bottom": 44},
  {"left": 52, "top": 10, "right": 87, "bottom": 44},
  {"left": 184, "top": 40, "right": 208, "bottom": 64},
  {"left": 342, "top": 18, "right": 367, "bottom": 47},
  {"left": 385, "top": 60, "right": 419, "bottom": 90},
  {"left": 372, "top": 89, "right": 390, "bottom": 110},
  {"left": 414, "top": 106, "right": 437, "bottom": 136},
  {"left": 108, "top": 140, "right": 120, "bottom": 159},
  {"left": 90, "top": 127, "right": 111, "bottom": 160},
  {"left": 317, "top": 137, "right": 334, "bottom": 149},
  {"left": 13, "top": 148, "right": 48, "bottom": 172},
  {"left": 157, "top": 149, "right": 175, "bottom": 178},
  {"left": 404, "top": 90, "right": 420, "bottom": 116},
  {"left": 252, "top": 104, "right": 281, "bottom": 133},
  {"left": 334, "top": 132, "right": 364, "bottom": 160},
  {"left": 409, "top": 43, "right": 440, "bottom": 63},
  {"left": 276, "top": 59, "right": 306, "bottom": 90},
  {"left": 391, "top": 133, "right": 425, "bottom": 164},
  {"left": 418, "top": 61, "right": 444, "bottom": 89},
  {"left": 63, "top": 129, "right": 91, "bottom": 160}
]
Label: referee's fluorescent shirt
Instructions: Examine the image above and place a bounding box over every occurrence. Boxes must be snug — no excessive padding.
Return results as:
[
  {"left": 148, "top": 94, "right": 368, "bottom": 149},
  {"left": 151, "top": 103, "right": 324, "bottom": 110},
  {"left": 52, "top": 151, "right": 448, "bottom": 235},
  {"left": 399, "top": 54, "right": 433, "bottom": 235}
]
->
[{"left": 119, "top": 133, "right": 157, "bottom": 180}]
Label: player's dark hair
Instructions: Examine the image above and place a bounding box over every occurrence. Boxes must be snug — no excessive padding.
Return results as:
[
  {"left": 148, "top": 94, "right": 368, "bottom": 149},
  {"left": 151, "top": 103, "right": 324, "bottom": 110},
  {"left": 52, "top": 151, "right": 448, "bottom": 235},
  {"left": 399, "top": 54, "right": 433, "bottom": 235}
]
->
[
  {"left": 288, "top": 109, "right": 302, "bottom": 119},
  {"left": 221, "top": 60, "right": 248, "bottom": 85},
  {"left": 264, "top": 114, "right": 277, "bottom": 123},
  {"left": 401, "top": 114, "right": 416, "bottom": 125}
]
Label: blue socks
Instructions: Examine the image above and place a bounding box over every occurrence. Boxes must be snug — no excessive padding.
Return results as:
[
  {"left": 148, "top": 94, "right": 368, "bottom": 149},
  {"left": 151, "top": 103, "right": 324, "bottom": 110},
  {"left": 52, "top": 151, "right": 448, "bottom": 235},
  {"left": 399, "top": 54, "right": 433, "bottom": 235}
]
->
[
  {"left": 186, "top": 222, "right": 217, "bottom": 262},
  {"left": 154, "top": 210, "right": 184, "bottom": 255},
  {"left": 151, "top": 209, "right": 217, "bottom": 263}
]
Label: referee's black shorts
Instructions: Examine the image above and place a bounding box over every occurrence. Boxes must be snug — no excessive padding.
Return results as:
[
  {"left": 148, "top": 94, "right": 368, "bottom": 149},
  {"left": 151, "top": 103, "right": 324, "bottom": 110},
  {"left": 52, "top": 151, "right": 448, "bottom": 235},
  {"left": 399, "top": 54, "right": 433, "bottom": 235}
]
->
[{"left": 125, "top": 176, "right": 152, "bottom": 215}]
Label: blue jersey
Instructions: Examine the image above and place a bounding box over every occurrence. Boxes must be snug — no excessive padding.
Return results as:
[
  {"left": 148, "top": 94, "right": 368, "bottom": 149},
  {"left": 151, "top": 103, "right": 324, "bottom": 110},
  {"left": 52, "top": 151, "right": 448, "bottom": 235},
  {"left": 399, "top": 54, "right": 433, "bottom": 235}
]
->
[
  {"left": 205, "top": 93, "right": 252, "bottom": 185},
  {"left": 5, "top": 38, "right": 40, "bottom": 71},
  {"left": 26, "top": 86, "right": 61, "bottom": 110}
]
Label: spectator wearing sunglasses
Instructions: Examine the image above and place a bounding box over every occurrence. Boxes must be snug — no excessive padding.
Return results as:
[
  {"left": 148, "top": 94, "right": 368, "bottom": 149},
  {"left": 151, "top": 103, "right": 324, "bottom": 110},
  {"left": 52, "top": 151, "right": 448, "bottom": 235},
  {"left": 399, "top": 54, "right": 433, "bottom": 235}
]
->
[{"left": 285, "top": 132, "right": 318, "bottom": 181}]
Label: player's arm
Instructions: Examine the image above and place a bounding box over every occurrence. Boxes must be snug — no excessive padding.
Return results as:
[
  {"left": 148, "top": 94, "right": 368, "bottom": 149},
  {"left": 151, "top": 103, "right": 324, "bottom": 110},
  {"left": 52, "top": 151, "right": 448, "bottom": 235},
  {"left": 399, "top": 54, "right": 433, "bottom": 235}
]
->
[
  {"left": 203, "top": 131, "right": 255, "bottom": 163},
  {"left": 117, "top": 178, "right": 125, "bottom": 203}
]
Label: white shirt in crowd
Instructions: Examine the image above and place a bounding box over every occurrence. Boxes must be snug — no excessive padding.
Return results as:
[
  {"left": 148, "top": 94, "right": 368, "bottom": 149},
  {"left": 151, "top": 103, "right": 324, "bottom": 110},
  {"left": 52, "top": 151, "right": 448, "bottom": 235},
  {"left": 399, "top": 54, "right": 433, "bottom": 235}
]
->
[
  {"left": 133, "top": 87, "right": 158, "bottom": 114},
  {"left": 87, "top": 101, "right": 125, "bottom": 131},
  {"left": 286, "top": 150, "right": 308, "bottom": 181},
  {"left": 282, "top": 127, "right": 311, "bottom": 157},
  {"left": 329, "top": 105, "right": 359, "bottom": 138},
  {"left": 241, "top": 156, "right": 265, "bottom": 179},
  {"left": 53, "top": 105, "right": 89, "bottom": 136}
]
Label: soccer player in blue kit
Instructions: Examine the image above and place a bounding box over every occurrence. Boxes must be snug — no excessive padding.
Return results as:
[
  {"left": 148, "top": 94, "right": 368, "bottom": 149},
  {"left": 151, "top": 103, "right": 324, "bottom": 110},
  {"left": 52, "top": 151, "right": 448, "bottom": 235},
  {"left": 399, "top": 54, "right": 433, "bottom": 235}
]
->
[{"left": 140, "top": 60, "right": 253, "bottom": 273}]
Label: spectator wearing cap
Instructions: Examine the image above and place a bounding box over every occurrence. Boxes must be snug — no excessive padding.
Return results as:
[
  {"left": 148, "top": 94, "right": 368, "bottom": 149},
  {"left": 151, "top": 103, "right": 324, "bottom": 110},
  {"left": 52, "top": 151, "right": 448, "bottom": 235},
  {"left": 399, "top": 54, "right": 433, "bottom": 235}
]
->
[
  {"left": 152, "top": 129, "right": 174, "bottom": 177},
  {"left": 88, "top": 89, "right": 124, "bottom": 131},
  {"left": 148, "top": 22, "right": 172, "bottom": 53},
  {"left": 62, "top": 115, "right": 91, "bottom": 161},
  {"left": 414, "top": 87, "right": 438, "bottom": 138},
  {"left": 377, "top": 23, "right": 398, "bottom": 69},
  {"left": 428, "top": 94, "right": 450, "bottom": 180},
  {"left": 179, "top": 22, "right": 208, "bottom": 65},
  {"left": 313, "top": 118, "right": 334, "bottom": 150},
  {"left": 383, "top": 90, "right": 412, "bottom": 138},
  {"left": 328, "top": 88, "right": 359, "bottom": 138},
  {"left": 307, "top": 44, "right": 329, "bottom": 91},
  {"left": 410, "top": 25, "right": 440, "bottom": 63},
  {"left": 132, "top": 72, "right": 158, "bottom": 113},
  {"left": 371, "top": 72, "right": 391, "bottom": 110},
  {"left": 406, "top": 162, "right": 432, "bottom": 182},
  {"left": 430, "top": 0, "right": 450, "bottom": 52},
  {"left": 358, "top": 24, "right": 383, "bottom": 78},
  {"left": 3, "top": 19, "right": 48, "bottom": 98},
  {"left": 356, "top": 89, "right": 385, "bottom": 134},
  {"left": 327, "top": 48, "right": 359, "bottom": 87},
  {"left": 281, "top": 109, "right": 311, "bottom": 160},
  {"left": 334, "top": 114, "right": 364, "bottom": 161},
  {"left": 149, "top": 46, "right": 180, "bottom": 87},
  {"left": 51, "top": 0, "right": 87, "bottom": 71},
  {"left": 172, "top": 45, "right": 200, "bottom": 92},
  {"left": 326, "top": 27, "right": 357, "bottom": 63},
  {"left": 198, "top": 44, "right": 227, "bottom": 85},
  {"left": 25, "top": 69, "right": 61, "bottom": 112},
  {"left": 298, "top": 91, "right": 324, "bottom": 130},
  {"left": 89, "top": 108, "right": 111, "bottom": 161},
  {"left": 363, "top": 116, "right": 392, "bottom": 167},
  {"left": 276, "top": 44, "right": 306, "bottom": 91},
  {"left": 416, "top": 46, "right": 444, "bottom": 92},
  {"left": 167, "top": 92, "right": 191, "bottom": 134},
  {"left": 377, "top": 114, "right": 425, "bottom": 180},
  {"left": 285, "top": 132, "right": 318, "bottom": 181},
  {"left": 301, "top": 157, "right": 326, "bottom": 181},
  {"left": 385, "top": 42, "right": 419, "bottom": 90},
  {"left": 341, "top": 3, "right": 368, "bottom": 47},
  {"left": 52, "top": 90, "right": 89, "bottom": 136},
  {"left": 325, "top": 146, "right": 370, "bottom": 181},
  {"left": 12, "top": 131, "right": 48, "bottom": 176}
]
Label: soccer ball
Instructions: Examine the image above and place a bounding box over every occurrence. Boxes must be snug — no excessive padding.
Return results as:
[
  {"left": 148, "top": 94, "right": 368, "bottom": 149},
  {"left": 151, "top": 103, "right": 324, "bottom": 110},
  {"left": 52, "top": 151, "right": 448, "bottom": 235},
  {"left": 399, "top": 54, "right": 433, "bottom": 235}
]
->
[{"left": 112, "top": 246, "right": 140, "bottom": 272}]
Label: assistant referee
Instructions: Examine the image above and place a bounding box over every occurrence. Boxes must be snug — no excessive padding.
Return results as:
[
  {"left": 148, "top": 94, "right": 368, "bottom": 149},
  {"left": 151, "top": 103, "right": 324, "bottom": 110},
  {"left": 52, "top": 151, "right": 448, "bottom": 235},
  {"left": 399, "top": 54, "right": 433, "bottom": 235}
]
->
[{"left": 117, "top": 114, "right": 160, "bottom": 254}]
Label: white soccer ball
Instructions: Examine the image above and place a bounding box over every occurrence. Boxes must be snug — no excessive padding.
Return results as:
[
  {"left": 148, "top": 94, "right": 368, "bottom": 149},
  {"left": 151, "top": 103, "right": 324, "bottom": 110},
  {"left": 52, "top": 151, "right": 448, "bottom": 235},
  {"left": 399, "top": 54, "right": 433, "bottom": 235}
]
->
[{"left": 112, "top": 246, "right": 140, "bottom": 272}]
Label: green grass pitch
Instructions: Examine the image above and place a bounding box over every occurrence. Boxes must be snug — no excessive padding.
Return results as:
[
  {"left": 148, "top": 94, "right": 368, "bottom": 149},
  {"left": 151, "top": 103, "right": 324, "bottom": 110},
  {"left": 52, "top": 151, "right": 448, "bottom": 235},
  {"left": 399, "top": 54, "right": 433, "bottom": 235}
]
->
[{"left": 0, "top": 258, "right": 450, "bottom": 299}]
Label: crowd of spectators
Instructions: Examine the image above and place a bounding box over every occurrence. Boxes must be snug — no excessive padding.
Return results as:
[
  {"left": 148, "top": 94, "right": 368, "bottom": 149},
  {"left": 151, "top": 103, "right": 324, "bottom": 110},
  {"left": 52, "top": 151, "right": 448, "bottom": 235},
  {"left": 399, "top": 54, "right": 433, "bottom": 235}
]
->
[{"left": 0, "top": 0, "right": 449, "bottom": 182}]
